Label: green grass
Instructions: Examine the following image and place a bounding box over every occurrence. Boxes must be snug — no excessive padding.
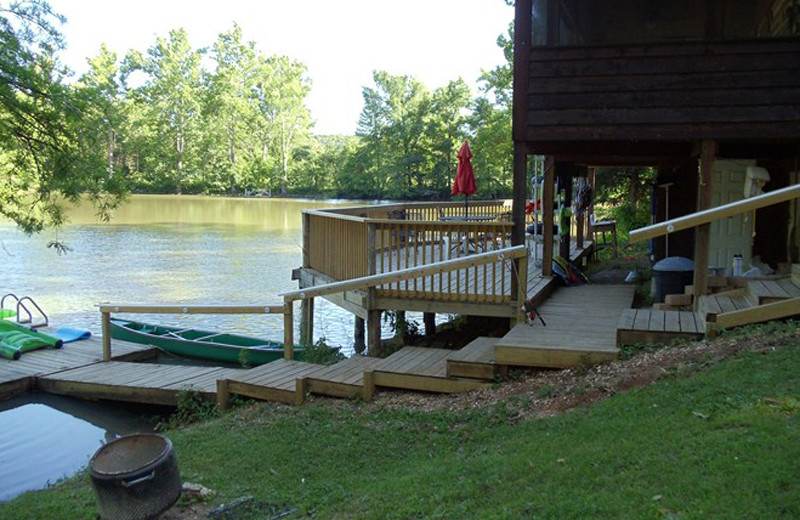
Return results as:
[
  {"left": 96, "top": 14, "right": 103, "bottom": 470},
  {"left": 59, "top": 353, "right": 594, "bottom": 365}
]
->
[{"left": 2, "top": 342, "right": 799, "bottom": 519}]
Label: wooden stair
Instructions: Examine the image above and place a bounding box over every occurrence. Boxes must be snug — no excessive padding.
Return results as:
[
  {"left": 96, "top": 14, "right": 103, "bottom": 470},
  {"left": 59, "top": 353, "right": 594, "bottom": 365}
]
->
[
  {"left": 446, "top": 337, "right": 505, "bottom": 380},
  {"left": 363, "top": 346, "right": 489, "bottom": 400},
  {"left": 698, "top": 268, "right": 800, "bottom": 333},
  {"left": 616, "top": 309, "right": 705, "bottom": 346},
  {"left": 218, "top": 359, "right": 327, "bottom": 406}
]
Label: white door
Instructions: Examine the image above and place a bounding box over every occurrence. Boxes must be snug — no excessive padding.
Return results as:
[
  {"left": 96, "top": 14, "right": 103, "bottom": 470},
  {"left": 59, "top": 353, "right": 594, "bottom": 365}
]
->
[{"left": 709, "top": 159, "right": 755, "bottom": 273}]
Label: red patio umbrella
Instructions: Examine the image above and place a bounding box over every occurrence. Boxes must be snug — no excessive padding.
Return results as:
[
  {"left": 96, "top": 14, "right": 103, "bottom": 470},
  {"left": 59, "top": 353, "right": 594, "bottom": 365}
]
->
[{"left": 451, "top": 141, "right": 476, "bottom": 216}]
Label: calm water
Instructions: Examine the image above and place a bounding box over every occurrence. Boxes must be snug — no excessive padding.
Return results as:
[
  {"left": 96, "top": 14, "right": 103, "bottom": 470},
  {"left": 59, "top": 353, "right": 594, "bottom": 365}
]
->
[
  {"left": 0, "top": 393, "right": 161, "bottom": 502},
  {"left": 0, "top": 195, "right": 396, "bottom": 351}
]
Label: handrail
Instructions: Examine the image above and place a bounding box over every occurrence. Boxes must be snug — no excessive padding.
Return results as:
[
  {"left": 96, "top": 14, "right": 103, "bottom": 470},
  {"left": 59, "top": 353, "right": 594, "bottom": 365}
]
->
[
  {"left": 629, "top": 184, "right": 800, "bottom": 244},
  {"left": 97, "top": 304, "right": 285, "bottom": 314},
  {"left": 98, "top": 303, "right": 293, "bottom": 362},
  {"left": 281, "top": 245, "right": 528, "bottom": 302}
]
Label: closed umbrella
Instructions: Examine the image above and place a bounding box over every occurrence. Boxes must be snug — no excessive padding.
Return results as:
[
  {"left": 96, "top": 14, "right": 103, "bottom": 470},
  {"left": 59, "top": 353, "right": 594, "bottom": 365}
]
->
[{"left": 451, "top": 141, "right": 476, "bottom": 216}]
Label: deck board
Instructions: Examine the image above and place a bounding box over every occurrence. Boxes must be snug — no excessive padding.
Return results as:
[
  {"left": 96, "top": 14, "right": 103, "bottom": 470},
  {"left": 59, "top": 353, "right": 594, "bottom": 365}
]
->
[
  {"left": 495, "top": 285, "right": 634, "bottom": 368},
  {"left": 617, "top": 308, "right": 705, "bottom": 346}
]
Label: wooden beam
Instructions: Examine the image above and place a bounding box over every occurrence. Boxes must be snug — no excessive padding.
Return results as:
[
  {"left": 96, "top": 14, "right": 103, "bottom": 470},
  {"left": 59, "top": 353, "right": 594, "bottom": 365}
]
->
[
  {"left": 424, "top": 312, "right": 436, "bottom": 336},
  {"left": 97, "top": 304, "right": 285, "bottom": 314},
  {"left": 542, "top": 156, "right": 556, "bottom": 276},
  {"left": 281, "top": 245, "right": 528, "bottom": 302},
  {"left": 512, "top": 0, "right": 532, "bottom": 142},
  {"left": 283, "top": 302, "right": 294, "bottom": 359},
  {"left": 512, "top": 144, "right": 527, "bottom": 246},
  {"left": 558, "top": 162, "right": 573, "bottom": 260},
  {"left": 367, "top": 310, "right": 382, "bottom": 357},
  {"left": 300, "top": 297, "right": 314, "bottom": 346},
  {"left": 693, "top": 140, "right": 716, "bottom": 300},
  {"left": 714, "top": 296, "right": 800, "bottom": 329},
  {"left": 354, "top": 316, "right": 366, "bottom": 355},
  {"left": 629, "top": 183, "right": 800, "bottom": 244},
  {"left": 101, "top": 311, "right": 111, "bottom": 361}
]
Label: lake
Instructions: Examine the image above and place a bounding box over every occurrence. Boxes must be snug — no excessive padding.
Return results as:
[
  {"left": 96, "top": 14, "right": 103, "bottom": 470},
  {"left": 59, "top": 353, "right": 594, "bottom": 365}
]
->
[
  {"left": 0, "top": 195, "right": 401, "bottom": 352},
  {"left": 1, "top": 195, "right": 413, "bottom": 502}
]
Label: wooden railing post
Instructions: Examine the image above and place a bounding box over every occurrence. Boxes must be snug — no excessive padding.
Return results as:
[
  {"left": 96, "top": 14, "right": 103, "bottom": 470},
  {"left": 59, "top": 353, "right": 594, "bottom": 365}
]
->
[
  {"left": 694, "top": 139, "right": 716, "bottom": 302},
  {"left": 283, "top": 300, "right": 294, "bottom": 360},
  {"left": 101, "top": 311, "right": 111, "bottom": 361}
]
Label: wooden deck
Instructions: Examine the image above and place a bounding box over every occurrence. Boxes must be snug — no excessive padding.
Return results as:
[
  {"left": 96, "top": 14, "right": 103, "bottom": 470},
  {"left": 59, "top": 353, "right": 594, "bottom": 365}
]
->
[
  {"left": 494, "top": 285, "right": 636, "bottom": 368},
  {"left": 39, "top": 361, "right": 248, "bottom": 406},
  {"left": 0, "top": 333, "right": 156, "bottom": 400},
  {"left": 616, "top": 309, "right": 706, "bottom": 346}
]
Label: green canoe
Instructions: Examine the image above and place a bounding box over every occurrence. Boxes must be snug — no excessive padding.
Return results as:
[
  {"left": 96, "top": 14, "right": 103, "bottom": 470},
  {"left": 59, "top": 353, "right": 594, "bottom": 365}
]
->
[{"left": 109, "top": 318, "right": 303, "bottom": 366}]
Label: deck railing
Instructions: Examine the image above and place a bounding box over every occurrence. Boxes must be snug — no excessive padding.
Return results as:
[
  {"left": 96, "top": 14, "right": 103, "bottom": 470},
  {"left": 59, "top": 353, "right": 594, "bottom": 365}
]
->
[
  {"left": 303, "top": 200, "right": 516, "bottom": 304},
  {"left": 284, "top": 245, "right": 528, "bottom": 306}
]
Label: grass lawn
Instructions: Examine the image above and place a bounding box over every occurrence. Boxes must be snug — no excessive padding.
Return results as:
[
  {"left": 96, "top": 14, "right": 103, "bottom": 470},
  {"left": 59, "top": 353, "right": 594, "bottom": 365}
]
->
[{"left": 1, "top": 332, "right": 798, "bottom": 519}]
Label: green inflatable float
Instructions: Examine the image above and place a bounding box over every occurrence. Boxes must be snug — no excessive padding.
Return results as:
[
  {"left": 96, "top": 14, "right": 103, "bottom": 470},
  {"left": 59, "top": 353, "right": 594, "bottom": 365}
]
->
[{"left": 0, "top": 319, "right": 63, "bottom": 360}]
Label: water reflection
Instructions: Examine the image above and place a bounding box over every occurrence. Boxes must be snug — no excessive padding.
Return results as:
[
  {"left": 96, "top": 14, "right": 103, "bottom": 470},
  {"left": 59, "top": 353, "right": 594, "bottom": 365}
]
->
[{"left": 0, "top": 393, "right": 161, "bottom": 502}]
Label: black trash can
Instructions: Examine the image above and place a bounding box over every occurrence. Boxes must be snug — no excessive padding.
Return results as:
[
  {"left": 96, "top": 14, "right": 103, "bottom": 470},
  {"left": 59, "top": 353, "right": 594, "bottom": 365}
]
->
[{"left": 652, "top": 256, "right": 695, "bottom": 303}]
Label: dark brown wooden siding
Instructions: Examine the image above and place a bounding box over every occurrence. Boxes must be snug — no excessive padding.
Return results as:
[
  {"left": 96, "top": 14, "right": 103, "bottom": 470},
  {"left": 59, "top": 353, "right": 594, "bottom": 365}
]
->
[{"left": 522, "top": 38, "right": 800, "bottom": 145}]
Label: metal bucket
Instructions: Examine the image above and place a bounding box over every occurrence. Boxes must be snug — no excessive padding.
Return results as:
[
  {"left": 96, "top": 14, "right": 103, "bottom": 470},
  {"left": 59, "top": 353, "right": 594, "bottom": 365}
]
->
[{"left": 89, "top": 434, "right": 182, "bottom": 520}]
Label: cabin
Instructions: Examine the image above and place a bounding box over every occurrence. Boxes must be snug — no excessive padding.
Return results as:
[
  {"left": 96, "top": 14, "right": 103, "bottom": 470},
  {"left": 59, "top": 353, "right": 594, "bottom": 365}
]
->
[{"left": 510, "top": 0, "right": 800, "bottom": 294}]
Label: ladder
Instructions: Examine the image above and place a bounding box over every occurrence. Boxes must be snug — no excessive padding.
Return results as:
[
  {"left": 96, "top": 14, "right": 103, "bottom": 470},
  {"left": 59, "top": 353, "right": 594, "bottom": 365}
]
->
[{"left": 1, "top": 293, "right": 49, "bottom": 329}]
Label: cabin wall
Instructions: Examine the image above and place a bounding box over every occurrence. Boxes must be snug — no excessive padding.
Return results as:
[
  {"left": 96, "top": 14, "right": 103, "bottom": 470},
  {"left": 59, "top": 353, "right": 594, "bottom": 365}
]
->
[{"left": 521, "top": 38, "right": 800, "bottom": 146}]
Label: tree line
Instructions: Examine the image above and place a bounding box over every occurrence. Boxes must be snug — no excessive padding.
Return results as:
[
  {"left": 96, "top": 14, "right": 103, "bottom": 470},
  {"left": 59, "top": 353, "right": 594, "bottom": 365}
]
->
[{"left": 0, "top": 0, "right": 513, "bottom": 233}]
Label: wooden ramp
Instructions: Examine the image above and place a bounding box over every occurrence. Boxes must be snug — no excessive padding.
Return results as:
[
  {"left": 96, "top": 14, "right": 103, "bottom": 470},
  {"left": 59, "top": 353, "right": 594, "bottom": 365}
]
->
[
  {"left": 0, "top": 334, "right": 156, "bottom": 400},
  {"left": 495, "top": 285, "right": 636, "bottom": 368},
  {"left": 616, "top": 309, "right": 705, "bottom": 346},
  {"left": 38, "top": 361, "right": 247, "bottom": 406},
  {"left": 217, "top": 358, "right": 327, "bottom": 406},
  {"left": 363, "top": 346, "right": 489, "bottom": 399}
]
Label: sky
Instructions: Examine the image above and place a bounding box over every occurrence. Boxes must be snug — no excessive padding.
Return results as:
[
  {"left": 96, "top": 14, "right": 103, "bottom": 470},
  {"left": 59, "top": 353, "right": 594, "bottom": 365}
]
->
[{"left": 46, "top": 0, "right": 514, "bottom": 136}]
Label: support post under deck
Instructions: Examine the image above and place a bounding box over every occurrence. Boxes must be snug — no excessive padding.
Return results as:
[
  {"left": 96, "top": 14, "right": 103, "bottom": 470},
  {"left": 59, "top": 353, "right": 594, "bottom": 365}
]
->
[
  {"left": 367, "top": 309, "right": 382, "bottom": 357},
  {"left": 300, "top": 297, "right": 314, "bottom": 346},
  {"left": 693, "top": 140, "right": 716, "bottom": 303},
  {"left": 354, "top": 316, "right": 366, "bottom": 355}
]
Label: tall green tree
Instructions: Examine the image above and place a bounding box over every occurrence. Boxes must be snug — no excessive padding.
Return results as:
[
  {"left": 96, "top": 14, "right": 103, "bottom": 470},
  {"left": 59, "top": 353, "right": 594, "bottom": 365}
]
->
[
  {"left": 124, "top": 28, "right": 203, "bottom": 193},
  {"left": 0, "top": 0, "right": 125, "bottom": 234},
  {"left": 355, "top": 71, "right": 432, "bottom": 198},
  {"left": 426, "top": 79, "right": 471, "bottom": 194},
  {"left": 205, "top": 24, "right": 259, "bottom": 192},
  {"left": 251, "top": 55, "right": 312, "bottom": 195},
  {"left": 471, "top": 23, "right": 514, "bottom": 197}
]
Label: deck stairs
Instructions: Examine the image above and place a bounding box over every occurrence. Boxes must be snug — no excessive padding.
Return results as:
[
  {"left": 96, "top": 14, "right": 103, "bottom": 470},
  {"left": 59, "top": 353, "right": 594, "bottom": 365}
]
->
[
  {"left": 699, "top": 266, "right": 800, "bottom": 333},
  {"left": 219, "top": 337, "right": 500, "bottom": 406}
]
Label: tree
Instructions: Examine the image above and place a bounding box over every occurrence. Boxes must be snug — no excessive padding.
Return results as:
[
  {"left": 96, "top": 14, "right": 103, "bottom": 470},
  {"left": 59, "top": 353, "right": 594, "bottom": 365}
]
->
[
  {"left": 355, "top": 71, "right": 432, "bottom": 198},
  {"left": 426, "top": 79, "right": 471, "bottom": 194},
  {"left": 205, "top": 24, "right": 259, "bottom": 192},
  {"left": 250, "top": 55, "right": 312, "bottom": 195},
  {"left": 124, "top": 28, "right": 203, "bottom": 194},
  {"left": 0, "top": 0, "right": 125, "bottom": 234},
  {"left": 471, "top": 23, "right": 514, "bottom": 197}
]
